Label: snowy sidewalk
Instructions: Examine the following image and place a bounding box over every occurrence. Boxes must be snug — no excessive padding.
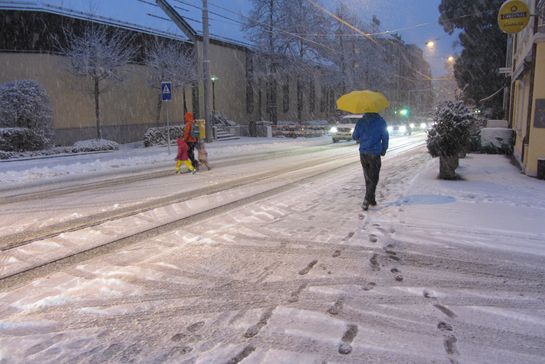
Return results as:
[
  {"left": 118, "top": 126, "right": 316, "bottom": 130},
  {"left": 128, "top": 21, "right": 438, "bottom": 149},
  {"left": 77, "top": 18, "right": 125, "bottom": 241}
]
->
[{"left": 395, "top": 154, "right": 545, "bottom": 253}]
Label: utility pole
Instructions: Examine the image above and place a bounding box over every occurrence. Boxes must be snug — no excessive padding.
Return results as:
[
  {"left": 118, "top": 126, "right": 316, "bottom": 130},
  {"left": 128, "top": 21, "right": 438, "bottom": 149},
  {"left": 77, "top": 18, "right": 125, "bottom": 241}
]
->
[{"left": 202, "top": 0, "right": 213, "bottom": 142}]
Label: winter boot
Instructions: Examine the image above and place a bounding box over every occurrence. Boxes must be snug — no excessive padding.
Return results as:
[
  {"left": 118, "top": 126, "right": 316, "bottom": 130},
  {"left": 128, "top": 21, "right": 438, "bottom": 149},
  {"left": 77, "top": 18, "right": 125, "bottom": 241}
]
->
[{"left": 362, "top": 199, "right": 370, "bottom": 211}]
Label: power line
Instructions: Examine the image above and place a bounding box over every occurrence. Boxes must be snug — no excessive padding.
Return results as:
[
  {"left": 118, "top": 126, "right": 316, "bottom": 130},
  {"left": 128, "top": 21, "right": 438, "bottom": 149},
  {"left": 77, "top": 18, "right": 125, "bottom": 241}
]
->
[{"left": 171, "top": 0, "right": 337, "bottom": 53}]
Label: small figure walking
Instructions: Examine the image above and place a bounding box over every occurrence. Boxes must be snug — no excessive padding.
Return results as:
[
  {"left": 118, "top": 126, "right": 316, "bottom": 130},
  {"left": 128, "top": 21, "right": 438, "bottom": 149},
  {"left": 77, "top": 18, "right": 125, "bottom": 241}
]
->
[
  {"left": 175, "top": 137, "right": 196, "bottom": 174},
  {"left": 352, "top": 113, "right": 389, "bottom": 211},
  {"left": 197, "top": 141, "right": 211, "bottom": 170},
  {"left": 184, "top": 112, "right": 199, "bottom": 170}
]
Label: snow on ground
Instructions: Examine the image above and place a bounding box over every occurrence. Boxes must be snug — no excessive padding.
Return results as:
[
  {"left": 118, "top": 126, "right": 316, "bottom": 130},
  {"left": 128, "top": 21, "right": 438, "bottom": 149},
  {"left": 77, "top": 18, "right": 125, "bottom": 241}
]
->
[
  {"left": 1, "top": 150, "right": 544, "bottom": 363},
  {"left": 0, "top": 136, "right": 334, "bottom": 187},
  {"left": 397, "top": 154, "right": 545, "bottom": 250}
]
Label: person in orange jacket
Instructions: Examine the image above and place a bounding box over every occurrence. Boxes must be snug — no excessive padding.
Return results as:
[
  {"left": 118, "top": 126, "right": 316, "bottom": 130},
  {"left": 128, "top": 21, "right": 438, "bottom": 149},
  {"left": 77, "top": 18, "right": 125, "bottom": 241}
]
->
[
  {"left": 175, "top": 137, "right": 196, "bottom": 174},
  {"left": 183, "top": 112, "right": 199, "bottom": 170}
]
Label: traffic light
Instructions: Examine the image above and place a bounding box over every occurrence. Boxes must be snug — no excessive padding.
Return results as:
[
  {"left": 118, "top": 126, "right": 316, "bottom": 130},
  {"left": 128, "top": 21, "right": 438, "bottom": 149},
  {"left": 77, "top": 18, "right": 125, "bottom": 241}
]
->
[{"left": 400, "top": 108, "right": 409, "bottom": 116}]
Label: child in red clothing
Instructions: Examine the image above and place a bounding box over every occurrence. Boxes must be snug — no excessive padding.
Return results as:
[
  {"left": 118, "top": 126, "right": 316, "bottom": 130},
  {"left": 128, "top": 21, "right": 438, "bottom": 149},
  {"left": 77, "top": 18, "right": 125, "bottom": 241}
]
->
[{"left": 175, "top": 137, "right": 196, "bottom": 174}]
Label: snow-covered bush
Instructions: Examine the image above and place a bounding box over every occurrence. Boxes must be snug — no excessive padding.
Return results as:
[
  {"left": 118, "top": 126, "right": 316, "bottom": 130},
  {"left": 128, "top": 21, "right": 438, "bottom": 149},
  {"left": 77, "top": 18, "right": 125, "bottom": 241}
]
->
[
  {"left": 427, "top": 101, "right": 476, "bottom": 179},
  {"left": 0, "top": 150, "right": 15, "bottom": 160},
  {"left": 468, "top": 116, "right": 487, "bottom": 152},
  {"left": 143, "top": 125, "right": 184, "bottom": 147},
  {"left": 480, "top": 128, "right": 514, "bottom": 155},
  {"left": 0, "top": 80, "right": 54, "bottom": 149},
  {"left": 0, "top": 127, "right": 46, "bottom": 152},
  {"left": 72, "top": 139, "right": 119, "bottom": 152}
]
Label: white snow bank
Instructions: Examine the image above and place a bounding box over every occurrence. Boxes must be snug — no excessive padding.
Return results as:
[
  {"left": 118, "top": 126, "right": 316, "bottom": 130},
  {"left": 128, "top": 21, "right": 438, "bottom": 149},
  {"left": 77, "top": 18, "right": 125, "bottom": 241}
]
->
[
  {"left": 0, "top": 136, "right": 334, "bottom": 186},
  {"left": 480, "top": 128, "right": 513, "bottom": 150}
]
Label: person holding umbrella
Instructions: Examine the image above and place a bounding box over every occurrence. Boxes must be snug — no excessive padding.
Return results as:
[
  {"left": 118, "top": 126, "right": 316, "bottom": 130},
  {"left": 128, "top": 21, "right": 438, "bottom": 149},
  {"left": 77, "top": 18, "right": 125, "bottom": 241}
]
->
[{"left": 337, "top": 90, "right": 390, "bottom": 211}]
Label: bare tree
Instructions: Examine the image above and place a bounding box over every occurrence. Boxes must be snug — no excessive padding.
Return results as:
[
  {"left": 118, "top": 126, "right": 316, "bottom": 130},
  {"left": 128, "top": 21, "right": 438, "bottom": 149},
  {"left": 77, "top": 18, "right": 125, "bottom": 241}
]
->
[
  {"left": 279, "top": 0, "right": 331, "bottom": 121},
  {"left": 244, "top": 0, "right": 282, "bottom": 124},
  {"left": 57, "top": 25, "right": 136, "bottom": 139},
  {"left": 245, "top": 0, "right": 332, "bottom": 123},
  {"left": 145, "top": 39, "right": 196, "bottom": 125}
]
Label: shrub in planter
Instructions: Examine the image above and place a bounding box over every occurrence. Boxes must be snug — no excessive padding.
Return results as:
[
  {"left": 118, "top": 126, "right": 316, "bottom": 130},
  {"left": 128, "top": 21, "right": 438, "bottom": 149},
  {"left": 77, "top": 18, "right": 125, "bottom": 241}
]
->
[
  {"left": 0, "top": 80, "right": 54, "bottom": 148},
  {"left": 72, "top": 139, "right": 119, "bottom": 152},
  {"left": 427, "top": 101, "right": 476, "bottom": 180},
  {"left": 143, "top": 125, "right": 184, "bottom": 147},
  {"left": 0, "top": 127, "right": 46, "bottom": 152}
]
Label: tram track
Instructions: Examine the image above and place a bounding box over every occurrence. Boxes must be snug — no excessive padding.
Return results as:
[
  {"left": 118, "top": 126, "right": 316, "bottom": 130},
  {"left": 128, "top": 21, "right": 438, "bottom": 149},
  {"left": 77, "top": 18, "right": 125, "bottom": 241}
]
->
[{"left": 0, "top": 140, "right": 425, "bottom": 289}]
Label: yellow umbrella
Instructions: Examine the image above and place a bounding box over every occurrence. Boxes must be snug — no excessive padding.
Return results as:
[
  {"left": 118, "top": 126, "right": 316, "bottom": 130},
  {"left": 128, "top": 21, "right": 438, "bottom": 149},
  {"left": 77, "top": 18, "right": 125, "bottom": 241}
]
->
[{"left": 336, "top": 90, "right": 389, "bottom": 114}]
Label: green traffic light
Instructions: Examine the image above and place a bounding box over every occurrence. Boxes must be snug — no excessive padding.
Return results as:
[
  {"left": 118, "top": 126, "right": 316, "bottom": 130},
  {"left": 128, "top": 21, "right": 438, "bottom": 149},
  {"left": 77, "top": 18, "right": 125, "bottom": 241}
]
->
[{"left": 400, "top": 108, "right": 408, "bottom": 116}]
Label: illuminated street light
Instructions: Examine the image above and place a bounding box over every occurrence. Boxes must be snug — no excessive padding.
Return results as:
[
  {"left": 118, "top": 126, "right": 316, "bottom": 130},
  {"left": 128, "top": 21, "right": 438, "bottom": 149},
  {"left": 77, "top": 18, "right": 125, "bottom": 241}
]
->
[
  {"left": 426, "top": 40, "right": 435, "bottom": 49},
  {"left": 211, "top": 75, "right": 219, "bottom": 111},
  {"left": 447, "top": 56, "right": 455, "bottom": 63}
]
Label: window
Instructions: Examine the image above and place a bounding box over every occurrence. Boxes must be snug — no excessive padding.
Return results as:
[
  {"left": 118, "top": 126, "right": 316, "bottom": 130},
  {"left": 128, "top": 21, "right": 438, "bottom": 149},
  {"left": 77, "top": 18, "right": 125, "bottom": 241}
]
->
[
  {"left": 320, "top": 86, "right": 327, "bottom": 112},
  {"left": 246, "top": 52, "right": 254, "bottom": 114},
  {"left": 329, "top": 89, "right": 335, "bottom": 112},
  {"left": 283, "top": 79, "right": 290, "bottom": 113},
  {"left": 309, "top": 80, "right": 315, "bottom": 113}
]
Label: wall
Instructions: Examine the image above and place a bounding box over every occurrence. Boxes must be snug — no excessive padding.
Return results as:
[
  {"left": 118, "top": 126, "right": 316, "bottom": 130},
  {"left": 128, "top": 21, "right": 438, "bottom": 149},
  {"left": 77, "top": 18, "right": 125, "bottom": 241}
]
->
[
  {"left": 0, "top": 52, "right": 191, "bottom": 145},
  {"left": 527, "top": 41, "right": 545, "bottom": 176}
]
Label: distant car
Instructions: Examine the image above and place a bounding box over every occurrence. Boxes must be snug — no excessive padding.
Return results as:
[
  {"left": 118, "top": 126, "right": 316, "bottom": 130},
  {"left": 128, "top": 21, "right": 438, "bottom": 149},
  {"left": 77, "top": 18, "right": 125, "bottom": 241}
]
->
[
  {"left": 387, "top": 124, "right": 411, "bottom": 136},
  {"left": 330, "top": 114, "right": 361, "bottom": 142}
]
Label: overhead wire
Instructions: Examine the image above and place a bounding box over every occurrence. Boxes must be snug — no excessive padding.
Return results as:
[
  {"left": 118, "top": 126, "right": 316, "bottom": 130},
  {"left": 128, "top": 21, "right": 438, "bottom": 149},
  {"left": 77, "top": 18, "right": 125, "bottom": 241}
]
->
[
  {"left": 142, "top": 0, "right": 445, "bottom": 82},
  {"left": 172, "top": 0, "right": 337, "bottom": 53}
]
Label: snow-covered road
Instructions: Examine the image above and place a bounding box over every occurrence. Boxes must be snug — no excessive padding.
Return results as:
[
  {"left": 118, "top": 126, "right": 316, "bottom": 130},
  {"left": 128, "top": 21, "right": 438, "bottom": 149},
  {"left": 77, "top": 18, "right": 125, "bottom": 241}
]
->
[{"left": 1, "top": 137, "right": 544, "bottom": 363}]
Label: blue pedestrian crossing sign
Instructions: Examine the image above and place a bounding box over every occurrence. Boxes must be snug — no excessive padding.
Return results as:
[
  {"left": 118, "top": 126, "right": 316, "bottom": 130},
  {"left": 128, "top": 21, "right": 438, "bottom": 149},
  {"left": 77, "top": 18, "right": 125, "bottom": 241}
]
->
[{"left": 161, "top": 81, "right": 172, "bottom": 101}]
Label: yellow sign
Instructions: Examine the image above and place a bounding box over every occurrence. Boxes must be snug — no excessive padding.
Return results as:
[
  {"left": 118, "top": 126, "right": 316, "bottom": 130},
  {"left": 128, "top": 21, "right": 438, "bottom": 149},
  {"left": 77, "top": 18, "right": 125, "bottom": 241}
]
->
[
  {"left": 498, "top": 0, "right": 530, "bottom": 34},
  {"left": 196, "top": 119, "right": 206, "bottom": 139}
]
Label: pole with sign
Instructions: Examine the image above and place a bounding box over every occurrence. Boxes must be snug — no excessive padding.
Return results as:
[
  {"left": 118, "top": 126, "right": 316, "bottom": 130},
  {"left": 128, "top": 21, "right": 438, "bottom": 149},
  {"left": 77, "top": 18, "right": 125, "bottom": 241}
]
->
[
  {"left": 161, "top": 81, "right": 172, "bottom": 154},
  {"left": 498, "top": 0, "right": 530, "bottom": 34}
]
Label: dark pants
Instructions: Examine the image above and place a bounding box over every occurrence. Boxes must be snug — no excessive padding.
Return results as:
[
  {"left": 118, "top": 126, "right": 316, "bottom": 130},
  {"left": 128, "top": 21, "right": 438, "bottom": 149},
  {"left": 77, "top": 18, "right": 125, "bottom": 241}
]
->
[
  {"left": 187, "top": 142, "right": 199, "bottom": 169},
  {"left": 360, "top": 153, "right": 382, "bottom": 203}
]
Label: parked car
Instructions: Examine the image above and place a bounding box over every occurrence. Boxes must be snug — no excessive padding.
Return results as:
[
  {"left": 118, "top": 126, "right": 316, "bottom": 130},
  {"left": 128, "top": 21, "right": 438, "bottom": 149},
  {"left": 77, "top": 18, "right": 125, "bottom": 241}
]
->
[{"left": 330, "top": 114, "right": 361, "bottom": 142}]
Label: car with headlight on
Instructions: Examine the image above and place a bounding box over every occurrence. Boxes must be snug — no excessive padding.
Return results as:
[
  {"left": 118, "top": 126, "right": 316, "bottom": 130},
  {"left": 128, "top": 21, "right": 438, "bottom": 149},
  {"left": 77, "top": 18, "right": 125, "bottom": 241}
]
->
[
  {"left": 330, "top": 114, "right": 361, "bottom": 142},
  {"left": 387, "top": 124, "right": 411, "bottom": 136}
]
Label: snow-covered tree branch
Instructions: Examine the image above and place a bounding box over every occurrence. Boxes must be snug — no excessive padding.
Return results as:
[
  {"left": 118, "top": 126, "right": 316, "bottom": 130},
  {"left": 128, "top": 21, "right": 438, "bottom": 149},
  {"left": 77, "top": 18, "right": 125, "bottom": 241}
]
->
[
  {"left": 145, "top": 39, "right": 197, "bottom": 125},
  {"left": 56, "top": 25, "right": 137, "bottom": 139}
]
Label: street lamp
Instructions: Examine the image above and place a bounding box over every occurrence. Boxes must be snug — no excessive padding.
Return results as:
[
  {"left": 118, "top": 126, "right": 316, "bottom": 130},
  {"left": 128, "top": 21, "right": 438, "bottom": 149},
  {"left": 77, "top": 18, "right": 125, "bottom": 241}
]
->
[
  {"left": 447, "top": 56, "right": 455, "bottom": 63},
  {"left": 426, "top": 40, "right": 435, "bottom": 49},
  {"left": 211, "top": 75, "right": 218, "bottom": 112}
]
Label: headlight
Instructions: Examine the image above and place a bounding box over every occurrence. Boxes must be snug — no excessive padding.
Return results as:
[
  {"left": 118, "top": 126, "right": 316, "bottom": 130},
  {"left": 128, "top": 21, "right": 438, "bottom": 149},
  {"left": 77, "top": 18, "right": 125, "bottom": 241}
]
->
[
  {"left": 420, "top": 122, "right": 427, "bottom": 129},
  {"left": 350, "top": 128, "right": 354, "bottom": 133},
  {"left": 387, "top": 126, "right": 393, "bottom": 133},
  {"left": 409, "top": 123, "right": 415, "bottom": 129},
  {"left": 399, "top": 125, "right": 407, "bottom": 133},
  {"left": 330, "top": 126, "right": 338, "bottom": 133}
]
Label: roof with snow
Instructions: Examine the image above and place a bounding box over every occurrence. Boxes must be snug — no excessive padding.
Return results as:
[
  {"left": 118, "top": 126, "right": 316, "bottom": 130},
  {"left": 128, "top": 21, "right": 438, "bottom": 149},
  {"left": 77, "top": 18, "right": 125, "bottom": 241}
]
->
[{"left": 0, "top": 0, "right": 251, "bottom": 47}]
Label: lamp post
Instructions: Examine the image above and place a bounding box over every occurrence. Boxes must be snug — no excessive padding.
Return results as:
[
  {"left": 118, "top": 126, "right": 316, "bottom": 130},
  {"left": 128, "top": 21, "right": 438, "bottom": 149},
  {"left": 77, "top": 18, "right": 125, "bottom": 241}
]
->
[{"left": 211, "top": 75, "right": 218, "bottom": 112}]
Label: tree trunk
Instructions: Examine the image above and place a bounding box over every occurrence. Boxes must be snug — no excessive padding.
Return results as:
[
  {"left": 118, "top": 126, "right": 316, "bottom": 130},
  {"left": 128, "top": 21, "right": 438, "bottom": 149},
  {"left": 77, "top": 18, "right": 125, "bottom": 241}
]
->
[
  {"left": 269, "top": 67, "right": 278, "bottom": 125},
  {"left": 439, "top": 155, "right": 459, "bottom": 180},
  {"left": 94, "top": 78, "right": 101, "bottom": 140},
  {"left": 267, "top": 0, "right": 277, "bottom": 125},
  {"left": 155, "top": 92, "right": 163, "bottom": 127},
  {"left": 183, "top": 88, "right": 187, "bottom": 114}
]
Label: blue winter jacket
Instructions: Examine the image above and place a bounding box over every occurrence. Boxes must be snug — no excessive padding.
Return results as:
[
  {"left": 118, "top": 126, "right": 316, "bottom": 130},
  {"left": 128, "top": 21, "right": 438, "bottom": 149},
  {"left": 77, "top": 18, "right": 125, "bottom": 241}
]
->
[{"left": 351, "top": 113, "right": 389, "bottom": 156}]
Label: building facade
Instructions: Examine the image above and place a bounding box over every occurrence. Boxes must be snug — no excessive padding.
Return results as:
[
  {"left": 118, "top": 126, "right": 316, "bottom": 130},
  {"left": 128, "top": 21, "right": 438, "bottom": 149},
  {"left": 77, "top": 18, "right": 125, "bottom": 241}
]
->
[{"left": 508, "top": 0, "right": 545, "bottom": 177}]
